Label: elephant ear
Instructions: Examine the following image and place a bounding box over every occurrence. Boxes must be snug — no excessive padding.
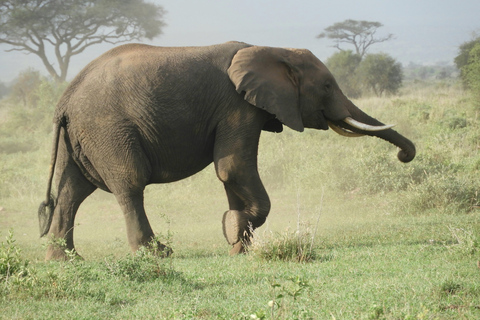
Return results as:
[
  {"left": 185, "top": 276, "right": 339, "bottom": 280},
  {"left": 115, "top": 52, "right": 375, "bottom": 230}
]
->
[{"left": 227, "top": 46, "right": 304, "bottom": 132}]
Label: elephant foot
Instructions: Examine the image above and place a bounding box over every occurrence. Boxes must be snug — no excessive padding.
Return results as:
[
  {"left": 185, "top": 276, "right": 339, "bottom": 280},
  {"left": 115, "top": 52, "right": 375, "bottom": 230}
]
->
[
  {"left": 222, "top": 210, "right": 250, "bottom": 244},
  {"left": 45, "top": 244, "right": 83, "bottom": 261},
  {"left": 143, "top": 239, "right": 173, "bottom": 257},
  {"left": 222, "top": 210, "right": 252, "bottom": 255},
  {"left": 229, "top": 241, "right": 246, "bottom": 255},
  {"left": 151, "top": 242, "right": 173, "bottom": 257}
]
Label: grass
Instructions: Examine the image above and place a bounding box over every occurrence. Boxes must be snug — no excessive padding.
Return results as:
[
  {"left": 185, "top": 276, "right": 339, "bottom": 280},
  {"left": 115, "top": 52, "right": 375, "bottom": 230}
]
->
[
  {"left": 1, "top": 225, "right": 480, "bottom": 319},
  {"left": 1, "top": 81, "right": 480, "bottom": 319}
]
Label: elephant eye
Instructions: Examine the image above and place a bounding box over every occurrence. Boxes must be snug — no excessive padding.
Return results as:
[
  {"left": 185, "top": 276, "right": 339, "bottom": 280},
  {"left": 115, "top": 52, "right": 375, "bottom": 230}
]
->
[{"left": 324, "top": 83, "right": 332, "bottom": 92}]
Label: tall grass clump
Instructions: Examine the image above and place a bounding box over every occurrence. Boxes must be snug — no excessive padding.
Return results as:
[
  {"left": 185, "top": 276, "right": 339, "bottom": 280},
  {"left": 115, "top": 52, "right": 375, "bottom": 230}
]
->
[
  {"left": 249, "top": 228, "right": 318, "bottom": 262},
  {"left": 448, "top": 226, "right": 479, "bottom": 255},
  {"left": 249, "top": 191, "right": 324, "bottom": 262}
]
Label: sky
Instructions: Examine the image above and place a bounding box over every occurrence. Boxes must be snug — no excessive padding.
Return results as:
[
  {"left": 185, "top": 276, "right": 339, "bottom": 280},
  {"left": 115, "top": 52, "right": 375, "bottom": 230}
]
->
[{"left": 1, "top": 0, "right": 479, "bottom": 83}]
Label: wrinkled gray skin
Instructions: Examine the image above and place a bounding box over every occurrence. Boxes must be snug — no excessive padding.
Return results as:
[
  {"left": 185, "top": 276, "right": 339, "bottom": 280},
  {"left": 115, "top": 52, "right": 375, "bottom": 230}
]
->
[{"left": 38, "top": 41, "right": 415, "bottom": 260}]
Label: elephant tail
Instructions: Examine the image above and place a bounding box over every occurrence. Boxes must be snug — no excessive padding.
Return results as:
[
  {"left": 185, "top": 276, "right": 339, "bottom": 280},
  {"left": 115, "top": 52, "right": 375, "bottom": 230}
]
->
[{"left": 38, "top": 122, "right": 62, "bottom": 238}]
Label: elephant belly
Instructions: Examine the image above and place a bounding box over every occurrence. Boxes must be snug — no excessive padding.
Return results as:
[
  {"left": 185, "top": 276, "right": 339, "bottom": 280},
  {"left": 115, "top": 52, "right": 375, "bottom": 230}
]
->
[
  {"left": 146, "top": 138, "right": 215, "bottom": 184},
  {"left": 149, "top": 154, "right": 213, "bottom": 183}
]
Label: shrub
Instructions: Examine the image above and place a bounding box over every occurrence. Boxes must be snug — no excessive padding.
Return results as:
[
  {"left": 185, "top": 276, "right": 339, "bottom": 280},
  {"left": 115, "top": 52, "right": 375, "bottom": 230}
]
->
[
  {"left": 0, "top": 230, "right": 35, "bottom": 287},
  {"left": 105, "top": 243, "right": 176, "bottom": 282},
  {"left": 357, "top": 53, "right": 403, "bottom": 96}
]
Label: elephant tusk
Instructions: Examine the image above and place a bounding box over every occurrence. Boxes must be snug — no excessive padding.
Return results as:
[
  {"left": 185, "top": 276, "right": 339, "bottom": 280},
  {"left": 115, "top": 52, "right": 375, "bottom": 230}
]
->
[
  {"left": 328, "top": 122, "right": 365, "bottom": 137},
  {"left": 343, "top": 117, "right": 395, "bottom": 132}
]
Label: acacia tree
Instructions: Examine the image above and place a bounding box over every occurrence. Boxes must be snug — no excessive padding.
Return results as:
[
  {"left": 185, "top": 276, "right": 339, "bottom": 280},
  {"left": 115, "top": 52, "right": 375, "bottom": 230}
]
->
[
  {"left": 317, "top": 19, "right": 393, "bottom": 58},
  {"left": 0, "top": 0, "right": 166, "bottom": 82}
]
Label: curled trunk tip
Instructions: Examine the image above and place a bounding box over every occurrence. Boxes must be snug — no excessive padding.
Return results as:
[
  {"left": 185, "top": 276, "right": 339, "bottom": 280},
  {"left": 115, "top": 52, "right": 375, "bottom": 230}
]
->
[{"left": 397, "top": 147, "right": 416, "bottom": 163}]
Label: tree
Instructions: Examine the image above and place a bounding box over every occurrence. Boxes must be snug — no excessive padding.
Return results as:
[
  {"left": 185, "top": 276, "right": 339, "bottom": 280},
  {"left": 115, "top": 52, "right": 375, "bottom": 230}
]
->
[
  {"left": 0, "top": 0, "right": 166, "bottom": 82},
  {"left": 0, "top": 81, "right": 8, "bottom": 99},
  {"left": 357, "top": 53, "right": 403, "bottom": 96},
  {"left": 462, "top": 43, "right": 480, "bottom": 106},
  {"left": 10, "top": 68, "right": 42, "bottom": 107},
  {"left": 454, "top": 34, "right": 480, "bottom": 87},
  {"left": 325, "top": 50, "right": 362, "bottom": 98},
  {"left": 317, "top": 19, "right": 393, "bottom": 58}
]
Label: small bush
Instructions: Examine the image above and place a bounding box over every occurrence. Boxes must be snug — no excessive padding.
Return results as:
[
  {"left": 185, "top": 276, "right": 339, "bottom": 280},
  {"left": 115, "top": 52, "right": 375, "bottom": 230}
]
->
[
  {"left": 105, "top": 246, "right": 176, "bottom": 282},
  {"left": 0, "top": 230, "right": 36, "bottom": 287}
]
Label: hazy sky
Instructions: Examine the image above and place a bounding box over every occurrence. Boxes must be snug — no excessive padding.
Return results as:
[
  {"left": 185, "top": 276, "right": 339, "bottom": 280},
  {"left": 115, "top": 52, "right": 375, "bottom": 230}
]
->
[{"left": 1, "top": 0, "right": 479, "bottom": 83}]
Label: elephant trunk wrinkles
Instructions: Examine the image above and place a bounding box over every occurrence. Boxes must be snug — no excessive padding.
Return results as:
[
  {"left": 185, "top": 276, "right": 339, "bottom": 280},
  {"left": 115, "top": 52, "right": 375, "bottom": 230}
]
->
[{"left": 337, "top": 101, "right": 416, "bottom": 163}]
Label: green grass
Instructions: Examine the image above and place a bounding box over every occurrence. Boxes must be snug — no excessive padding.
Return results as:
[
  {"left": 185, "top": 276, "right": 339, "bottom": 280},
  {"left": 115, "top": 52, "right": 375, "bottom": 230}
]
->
[{"left": 1, "top": 82, "right": 480, "bottom": 319}]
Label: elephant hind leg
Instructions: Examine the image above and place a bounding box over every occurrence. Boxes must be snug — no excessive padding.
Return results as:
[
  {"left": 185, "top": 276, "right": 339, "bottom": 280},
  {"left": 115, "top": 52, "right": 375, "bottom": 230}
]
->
[
  {"left": 46, "top": 150, "right": 96, "bottom": 261},
  {"left": 113, "top": 190, "right": 172, "bottom": 256},
  {"left": 79, "top": 126, "right": 172, "bottom": 256}
]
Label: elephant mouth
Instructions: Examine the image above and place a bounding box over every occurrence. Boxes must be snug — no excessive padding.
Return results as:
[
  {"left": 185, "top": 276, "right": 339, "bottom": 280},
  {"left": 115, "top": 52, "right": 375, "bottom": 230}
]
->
[{"left": 328, "top": 117, "right": 395, "bottom": 137}]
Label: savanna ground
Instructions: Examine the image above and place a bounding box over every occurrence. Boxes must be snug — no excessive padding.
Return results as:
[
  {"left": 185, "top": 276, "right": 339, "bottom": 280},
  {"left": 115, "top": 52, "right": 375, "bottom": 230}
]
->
[{"left": 1, "top": 80, "right": 479, "bottom": 319}]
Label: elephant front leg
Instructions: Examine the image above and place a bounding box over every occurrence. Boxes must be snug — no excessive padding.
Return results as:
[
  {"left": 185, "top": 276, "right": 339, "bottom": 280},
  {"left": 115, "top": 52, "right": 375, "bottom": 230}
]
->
[
  {"left": 213, "top": 118, "right": 271, "bottom": 255},
  {"left": 220, "top": 178, "right": 271, "bottom": 255}
]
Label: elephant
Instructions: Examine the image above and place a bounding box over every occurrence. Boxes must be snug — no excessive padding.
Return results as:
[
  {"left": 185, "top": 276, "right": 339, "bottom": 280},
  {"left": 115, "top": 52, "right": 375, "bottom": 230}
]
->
[{"left": 38, "top": 41, "right": 415, "bottom": 260}]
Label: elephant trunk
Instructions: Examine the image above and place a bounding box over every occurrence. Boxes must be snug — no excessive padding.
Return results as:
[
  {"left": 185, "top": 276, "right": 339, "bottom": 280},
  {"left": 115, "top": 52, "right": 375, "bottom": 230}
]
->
[
  {"left": 370, "top": 128, "right": 416, "bottom": 163},
  {"left": 331, "top": 101, "right": 416, "bottom": 163}
]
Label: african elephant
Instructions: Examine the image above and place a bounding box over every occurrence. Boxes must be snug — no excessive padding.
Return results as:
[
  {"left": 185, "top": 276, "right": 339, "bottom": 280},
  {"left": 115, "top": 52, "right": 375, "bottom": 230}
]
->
[{"left": 38, "top": 41, "right": 415, "bottom": 260}]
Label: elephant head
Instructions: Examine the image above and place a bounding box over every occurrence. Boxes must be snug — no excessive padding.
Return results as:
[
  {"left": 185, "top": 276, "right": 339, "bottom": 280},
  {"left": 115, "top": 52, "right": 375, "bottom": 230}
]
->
[{"left": 227, "top": 46, "right": 415, "bottom": 163}]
